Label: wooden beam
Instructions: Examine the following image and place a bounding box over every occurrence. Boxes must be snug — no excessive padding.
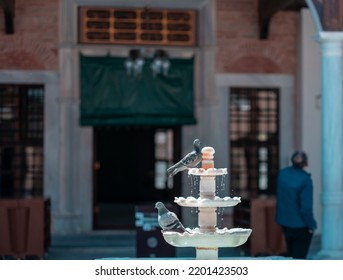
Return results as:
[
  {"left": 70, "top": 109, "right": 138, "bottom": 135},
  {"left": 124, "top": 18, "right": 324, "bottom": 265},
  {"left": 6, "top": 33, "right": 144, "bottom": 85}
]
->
[
  {"left": 0, "top": 0, "right": 15, "bottom": 34},
  {"left": 258, "top": 0, "right": 306, "bottom": 39}
]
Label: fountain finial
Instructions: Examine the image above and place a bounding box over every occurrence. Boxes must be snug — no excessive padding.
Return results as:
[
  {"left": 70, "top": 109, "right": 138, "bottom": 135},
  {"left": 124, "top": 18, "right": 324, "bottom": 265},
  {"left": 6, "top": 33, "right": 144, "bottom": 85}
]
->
[{"left": 201, "top": 146, "right": 215, "bottom": 170}]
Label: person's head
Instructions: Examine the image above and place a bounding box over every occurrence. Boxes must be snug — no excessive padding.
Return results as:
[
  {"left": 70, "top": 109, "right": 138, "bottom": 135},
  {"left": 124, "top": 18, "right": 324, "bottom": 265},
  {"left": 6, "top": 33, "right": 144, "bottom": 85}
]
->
[{"left": 291, "top": 151, "right": 308, "bottom": 169}]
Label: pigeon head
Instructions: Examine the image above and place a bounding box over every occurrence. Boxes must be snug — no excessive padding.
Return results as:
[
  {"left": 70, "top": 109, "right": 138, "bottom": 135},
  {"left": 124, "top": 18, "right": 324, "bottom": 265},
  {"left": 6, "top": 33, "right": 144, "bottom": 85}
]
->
[
  {"left": 155, "top": 201, "right": 164, "bottom": 209},
  {"left": 155, "top": 201, "right": 168, "bottom": 214},
  {"left": 193, "top": 139, "right": 201, "bottom": 152}
]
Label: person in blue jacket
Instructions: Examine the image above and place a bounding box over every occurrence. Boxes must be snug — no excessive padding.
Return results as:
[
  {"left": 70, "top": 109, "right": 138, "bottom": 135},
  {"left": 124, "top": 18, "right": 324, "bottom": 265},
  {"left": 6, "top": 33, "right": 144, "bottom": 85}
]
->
[{"left": 276, "top": 151, "right": 317, "bottom": 259}]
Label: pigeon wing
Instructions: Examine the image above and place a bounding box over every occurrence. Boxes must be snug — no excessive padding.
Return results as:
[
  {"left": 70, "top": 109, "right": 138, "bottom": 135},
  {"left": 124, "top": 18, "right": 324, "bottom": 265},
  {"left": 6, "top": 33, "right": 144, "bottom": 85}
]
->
[
  {"left": 159, "top": 212, "right": 177, "bottom": 227},
  {"left": 159, "top": 212, "right": 184, "bottom": 230},
  {"left": 180, "top": 151, "right": 201, "bottom": 167}
]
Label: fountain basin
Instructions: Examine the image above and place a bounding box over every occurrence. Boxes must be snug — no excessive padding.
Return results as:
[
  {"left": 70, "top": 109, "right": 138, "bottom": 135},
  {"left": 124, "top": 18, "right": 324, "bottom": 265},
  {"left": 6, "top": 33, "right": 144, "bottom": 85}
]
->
[
  {"left": 188, "top": 168, "right": 227, "bottom": 176},
  {"left": 175, "top": 196, "right": 241, "bottom": 207},
  {"left": 162, "top": 228, "right": 252, "bottom": 248}
]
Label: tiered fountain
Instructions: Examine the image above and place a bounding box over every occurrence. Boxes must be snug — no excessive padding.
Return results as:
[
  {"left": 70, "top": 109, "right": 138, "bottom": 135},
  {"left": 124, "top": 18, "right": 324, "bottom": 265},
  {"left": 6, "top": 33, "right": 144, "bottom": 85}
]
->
[{"left": 162, "top": 145, "right": 252, "bottom": 259}]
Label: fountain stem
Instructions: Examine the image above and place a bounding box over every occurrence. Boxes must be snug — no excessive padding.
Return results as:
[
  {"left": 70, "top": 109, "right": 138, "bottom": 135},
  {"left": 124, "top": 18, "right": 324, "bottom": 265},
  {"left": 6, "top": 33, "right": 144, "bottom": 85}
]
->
[
  {"left": 198, "top": 147, "right": 217, "bottom": 233},
  {"left": 196, "top": 147, "right": 217, "bottom": 258},
  {"left": 196, "top": 247, "right": 218, "bottom": 260},
  {"left": 198, "top": 207, "right": 216, "bottom": 233}
]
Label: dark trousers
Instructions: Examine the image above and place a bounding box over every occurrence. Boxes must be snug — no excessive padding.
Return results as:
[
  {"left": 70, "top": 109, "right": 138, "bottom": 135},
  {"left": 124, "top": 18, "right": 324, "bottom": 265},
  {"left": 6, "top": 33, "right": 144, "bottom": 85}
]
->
[{"left": 282, "top": 226, "right": 313, "bottom": 259}]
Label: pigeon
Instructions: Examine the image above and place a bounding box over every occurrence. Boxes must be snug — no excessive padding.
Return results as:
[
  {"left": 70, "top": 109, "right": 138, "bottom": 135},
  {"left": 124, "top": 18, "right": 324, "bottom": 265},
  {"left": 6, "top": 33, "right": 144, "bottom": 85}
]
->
[
  {"left": 155, "top": 201, "right": 188, "bottom": 233},
  {"left": 167, "top": 139, "right": 202, "bottom": 177}
]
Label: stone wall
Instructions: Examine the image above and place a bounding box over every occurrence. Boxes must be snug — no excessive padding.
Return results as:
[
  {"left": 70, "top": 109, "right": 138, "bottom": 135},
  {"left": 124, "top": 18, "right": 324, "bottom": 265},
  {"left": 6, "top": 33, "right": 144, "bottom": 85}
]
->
[
  {"left": 0, "top": 0, "right": 58, "bottom": 70},
  {"left": 0, "top": 0, "right": 299, "bottom": 74},
  {"left": 216, "top": 0, "right": 298, "bottom": 74}
]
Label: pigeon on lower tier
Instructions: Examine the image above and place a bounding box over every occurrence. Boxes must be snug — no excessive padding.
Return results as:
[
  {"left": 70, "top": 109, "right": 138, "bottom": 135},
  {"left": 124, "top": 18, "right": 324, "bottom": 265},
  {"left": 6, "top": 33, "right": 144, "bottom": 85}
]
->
[
  {"left": 155, "top": 201, "right": 188, "bottom": 233},
  {"left": 167, "top": 139, "right": 202, "bottom": 177}
]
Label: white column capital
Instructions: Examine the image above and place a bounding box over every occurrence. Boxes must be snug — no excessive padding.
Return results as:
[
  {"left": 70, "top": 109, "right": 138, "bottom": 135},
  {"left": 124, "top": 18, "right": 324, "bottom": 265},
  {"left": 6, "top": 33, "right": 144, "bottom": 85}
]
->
[
  {"left": 318, "top": 31, "right": 343, "bottom": 43},
  {"left": 317, "top": 32, "right": 343, "bottom": 56}
]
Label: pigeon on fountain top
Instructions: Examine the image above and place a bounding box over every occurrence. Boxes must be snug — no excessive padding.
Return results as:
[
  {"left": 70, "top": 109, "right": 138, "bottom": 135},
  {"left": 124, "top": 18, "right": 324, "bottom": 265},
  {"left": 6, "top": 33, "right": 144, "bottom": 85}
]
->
[
  {"left": 155, "top": 201, "right": 189, "bottom": 233},
  {"left": 167, "top": 139, "right": 202, "bottom": 177}
]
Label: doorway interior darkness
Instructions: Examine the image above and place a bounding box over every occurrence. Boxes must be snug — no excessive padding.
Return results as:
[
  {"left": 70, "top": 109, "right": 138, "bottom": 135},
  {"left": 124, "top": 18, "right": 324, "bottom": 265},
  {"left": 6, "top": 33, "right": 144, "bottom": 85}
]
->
[{"left": 93, "top": 126, "right": 181, "bottom": 229}]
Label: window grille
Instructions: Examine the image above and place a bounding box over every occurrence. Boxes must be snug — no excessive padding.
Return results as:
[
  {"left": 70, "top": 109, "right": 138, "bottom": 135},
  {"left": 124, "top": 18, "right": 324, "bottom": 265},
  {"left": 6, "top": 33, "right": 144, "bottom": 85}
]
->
[
  {"left": 229, "top": 87, "right": 279, "bottom": 195},
  {"left": 0, "top": 85, "right": 44, "bottom": 197},
  {"left": 79, "top": 7, "right": 197, "bottom": 46}
]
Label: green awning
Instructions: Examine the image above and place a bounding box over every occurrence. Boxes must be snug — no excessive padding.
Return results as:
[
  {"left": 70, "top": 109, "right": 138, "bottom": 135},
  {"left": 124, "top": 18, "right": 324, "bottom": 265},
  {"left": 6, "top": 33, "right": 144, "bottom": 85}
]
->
[{"left": 80, "top": 55, "right": 196, "bottom": 126}]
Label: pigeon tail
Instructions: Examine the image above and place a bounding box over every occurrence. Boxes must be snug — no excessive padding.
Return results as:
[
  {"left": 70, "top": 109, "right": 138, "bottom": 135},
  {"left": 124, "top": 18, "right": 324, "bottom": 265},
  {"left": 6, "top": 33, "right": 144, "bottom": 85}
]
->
[{"left": 167, "top": 162, "right": 187, "bottom": 177}]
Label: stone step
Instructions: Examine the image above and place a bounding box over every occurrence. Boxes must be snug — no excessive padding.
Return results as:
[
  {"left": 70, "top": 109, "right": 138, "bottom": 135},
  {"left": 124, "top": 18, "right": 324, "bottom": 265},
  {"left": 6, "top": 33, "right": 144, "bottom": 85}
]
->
[
  {"left": 45, "top": 231, "right": 321, "bottom": 260},
  {"left": 50, "top": 231, "right": 136, "bottom": 247},
  {"left": 45, "top": 231, "right": 136, "bottom": 260},
  {"left": 46, "top": 246, "right": 135, "bottom": 260}
]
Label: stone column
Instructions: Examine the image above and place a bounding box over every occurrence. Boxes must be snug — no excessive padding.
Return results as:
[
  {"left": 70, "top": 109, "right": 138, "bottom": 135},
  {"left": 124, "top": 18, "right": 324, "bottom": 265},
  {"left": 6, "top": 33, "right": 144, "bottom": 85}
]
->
[
  {"left": 317, "top": 32, "right": 343, "bottom": 259},
  {"left": 54, "top": 0, "right": 93, "bottom": 234}
]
